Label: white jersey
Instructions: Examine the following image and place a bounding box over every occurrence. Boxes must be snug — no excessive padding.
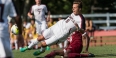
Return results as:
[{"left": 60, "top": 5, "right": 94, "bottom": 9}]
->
[
  {"left": 44, "top": 13, "right": 85, "bottom": 45},
  {"left": 30, "top": 4, "right": 48, "bottom": 22},
  {"left": 52, "top": 13, "right": 85, "bottom": 36}
]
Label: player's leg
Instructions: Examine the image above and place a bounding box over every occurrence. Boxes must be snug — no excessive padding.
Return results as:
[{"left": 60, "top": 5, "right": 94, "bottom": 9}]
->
[
  {"left": 14, "top": 40, "right": 18, "bottom": 50},
  {"left": 41, "top": 21, "right": 50, "bottom": 50},
  {"left": 20, "top": 27, "right": 53, "bottom": 52},
  {"left": 68, "top": 53, "right": 95, "bottom": 58},
  {"left": 0, "top": 37, "right": 13, "bottom": 58},
  {"left": 41, "top": 21, "right": 48, "bottom": 33},
  {"left": 45, "top": 49, "right": 64, "bottom": 58},
  {"left": 33, "top": 35, "right": 58, "bottom": 56}
]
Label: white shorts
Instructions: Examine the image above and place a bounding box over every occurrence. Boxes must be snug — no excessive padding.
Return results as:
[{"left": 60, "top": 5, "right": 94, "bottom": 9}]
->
[
  {"left": 35, "top": 21, "right": 48, "bottom": 35},
  {"left": 0, "top": 23, "right": 13, "bottom": 57},
  {"left": 43, "top": 20, "right": 70, "bottom": 45}
]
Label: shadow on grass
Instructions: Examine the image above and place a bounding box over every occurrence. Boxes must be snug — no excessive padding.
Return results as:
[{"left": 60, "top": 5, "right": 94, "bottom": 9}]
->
[
  {"left": 35, "top": 56, "right": 44, "bottom": 58},
  {"left": 95, "top": 53, "right": 116, "bottom": 57}
]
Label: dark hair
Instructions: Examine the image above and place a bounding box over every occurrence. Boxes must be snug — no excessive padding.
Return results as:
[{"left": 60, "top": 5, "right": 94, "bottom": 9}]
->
[{"left": 73, "top": 0, "right": 83, "bottom": 8}]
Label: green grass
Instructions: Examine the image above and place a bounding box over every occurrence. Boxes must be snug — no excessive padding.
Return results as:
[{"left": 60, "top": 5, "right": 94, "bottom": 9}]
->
[{"left": 13, "top": 45, "right": 116, "bottom": 58}]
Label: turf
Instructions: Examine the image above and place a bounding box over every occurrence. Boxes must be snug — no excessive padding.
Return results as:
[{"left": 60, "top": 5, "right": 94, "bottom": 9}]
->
[{"left": 13, "top": 45, "right": 116, "bottom": 58}]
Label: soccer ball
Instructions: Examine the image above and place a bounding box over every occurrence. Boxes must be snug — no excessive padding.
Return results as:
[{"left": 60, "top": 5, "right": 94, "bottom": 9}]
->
[{"left": 11, "top": 24, "right": 19, "bottom": 35}]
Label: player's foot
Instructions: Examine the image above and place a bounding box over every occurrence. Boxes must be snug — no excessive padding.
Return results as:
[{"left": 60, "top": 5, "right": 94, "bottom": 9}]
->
[
  {"left": 20, "top": 46, "right": 28, "bottom": 52},
  {"left": 46, "top": 46, "right": 50, "bottom": 50},
  {"left": 88, "top": 53, "right": 95, "bottom": 57},
  {"left": 33, "top": 49, "right": 45, "bottom": 56}
]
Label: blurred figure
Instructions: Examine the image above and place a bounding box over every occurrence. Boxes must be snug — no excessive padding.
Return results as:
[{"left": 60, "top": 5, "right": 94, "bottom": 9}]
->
[
  {"left": 85, "top": 18, "right": 95, "bottom": 39},
  {"left": 27, "top": 0, "right": 50, "bottom": 35},
  {"left": 0, "top": 0, "right": 23, "bottom": 57},
  {"left": 27, "top": 0, "right": 50, "bottom": 51},
  {"left": 47, "top": 12, "right": 56, "bottom": 28},
  {"left": 22, "top": 20, "right": 31, "bottom": 47},
  {"left": 9, "top": 21, "right": 18, "bottom": 50}
]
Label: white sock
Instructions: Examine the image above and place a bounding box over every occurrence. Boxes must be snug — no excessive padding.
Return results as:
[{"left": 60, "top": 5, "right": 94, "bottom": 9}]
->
[
  {"left": 35, "top": 45, "right": 38, "bottom": 49},
  {"left": 28, "top": 39, "right": 39, "bottom": 49},
  {"left": 14, "top": 40, "right": 18, "bottom": 50},
  {"left": 63, "top": 40, "right": 68, "bottom": 48},
  {"left": 39, "top": 47, "right": 46, "bottom": 52}
]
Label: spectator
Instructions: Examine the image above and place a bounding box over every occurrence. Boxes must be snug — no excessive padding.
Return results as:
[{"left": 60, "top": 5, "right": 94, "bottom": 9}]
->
[
  {"left": 85, "top": 18, "right": 95, "bottom": 39},
  {"left": 22, "top": 20, "right": 31, "bottom": 47}
]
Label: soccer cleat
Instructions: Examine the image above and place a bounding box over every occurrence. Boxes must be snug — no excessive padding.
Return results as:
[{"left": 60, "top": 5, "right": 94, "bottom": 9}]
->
[
  {"left": 88, "top": 53, "right": 95, "bottom": 57},
  {"left": 46, "top": 46, "right": 50, "bottom": 50},
  {"left": 20, "top": 46, "right": 28, "bottom": 52},
  {"left": 33, "top": 50, "right": 45, "bottom": 56}
]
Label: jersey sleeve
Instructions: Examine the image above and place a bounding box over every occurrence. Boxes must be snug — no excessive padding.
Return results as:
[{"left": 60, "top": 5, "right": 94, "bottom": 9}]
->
[
  {"left": 79, "top": 14, "right": 85, "bottom": 30},
  {"left": 9, "top": 0, "right": 17, "bottom": 17}
]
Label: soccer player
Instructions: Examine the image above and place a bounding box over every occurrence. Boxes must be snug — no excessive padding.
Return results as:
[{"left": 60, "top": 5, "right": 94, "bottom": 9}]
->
[
  {"left": 27, "top": 0, "right": 50, "bottom": 35},
  {"left": 0, "top": 0, "right": 23, "bottom": 58},
  {"left": 27, "top": 0, "right": 50, "bottom": 50},
  {"left": 45, "top": 31, "right": 94, "bottom": 58},
  {"left": 20, "top": 0, "right": 85, "bottom": 56}
]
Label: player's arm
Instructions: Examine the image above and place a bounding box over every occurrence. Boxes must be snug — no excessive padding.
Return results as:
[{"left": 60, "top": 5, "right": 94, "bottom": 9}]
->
[
  {"left": 27, "top": 12, "right": 33, "bottom": 19},
  {"left": 82, "top": 32, "right": 90, "bottom": 53},
  {"left": 46, "top": 11, "right": 50, "bottom": 22},
  {"left": 27, "top": 6, "right": 34, "bottom": 19}
]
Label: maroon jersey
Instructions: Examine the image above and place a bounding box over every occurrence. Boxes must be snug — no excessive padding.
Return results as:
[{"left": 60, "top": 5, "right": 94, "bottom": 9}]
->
[{"left": 66, "top": 31, "right": 83, "bottom": 53}]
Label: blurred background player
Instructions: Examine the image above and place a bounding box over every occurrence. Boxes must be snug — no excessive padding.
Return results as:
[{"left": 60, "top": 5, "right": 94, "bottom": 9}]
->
[
  {"left": 27, "top": 0, "right": 50, "bottom": 35},
  {"left": 27, "top": 0, "right": 50, "bottom": 50},
  {"left": 0, "top": 0, "right": 23, "bottom": 58}
]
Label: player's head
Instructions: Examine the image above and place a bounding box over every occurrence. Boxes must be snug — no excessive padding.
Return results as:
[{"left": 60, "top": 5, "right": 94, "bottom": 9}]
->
[
  {"left": 35, "top": 0, "right": 41, "bottom": 4},
  {"left": 72, "top": 0, "right": 83, "bottom": 15}
]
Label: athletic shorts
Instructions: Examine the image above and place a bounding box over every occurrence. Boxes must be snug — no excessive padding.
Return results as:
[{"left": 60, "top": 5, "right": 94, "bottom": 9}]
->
[{"left": 43, "top": 20, "right": 70, "bottom": 45}]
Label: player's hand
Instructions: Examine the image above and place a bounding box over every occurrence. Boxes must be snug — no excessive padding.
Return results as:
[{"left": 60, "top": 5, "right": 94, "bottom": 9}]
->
[{"left": 29, "top": 15, "right": 34, "bottom": 19}]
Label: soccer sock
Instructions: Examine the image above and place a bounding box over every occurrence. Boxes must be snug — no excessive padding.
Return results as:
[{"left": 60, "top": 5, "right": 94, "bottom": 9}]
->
[
  {"left": 39, "top": 47, "right": 46, "bottom": 52},
  {"left": 68, "top": 53, "right": 88, "bottom": 58},
  {"left": 14, "top": 40, "right": 18, "bottom": 50},
  {"left": 63, "top": 40, "right": 68, "bottom": 48},
  {"left": 28, "top": 39, "right": 39, "bottom": 49},
  {"left": 35, "top": 45, "right": 38, "bottom": 49}
]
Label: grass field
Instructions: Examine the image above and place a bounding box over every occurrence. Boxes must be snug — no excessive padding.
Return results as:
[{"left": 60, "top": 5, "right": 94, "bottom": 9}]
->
[{"left": 13, "top": 45, "right": 116, "bottom": 58}]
